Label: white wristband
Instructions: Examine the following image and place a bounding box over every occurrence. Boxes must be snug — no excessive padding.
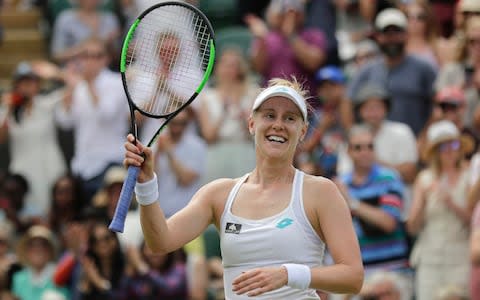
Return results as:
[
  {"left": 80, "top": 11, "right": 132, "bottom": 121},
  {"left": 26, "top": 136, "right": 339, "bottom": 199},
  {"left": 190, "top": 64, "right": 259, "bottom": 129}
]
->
[
  {"left": 134, "top": 173, "right": 159, "bottom": 206},
  {"left": 282, "top": 263, "right": 311, "bottom": 290}
]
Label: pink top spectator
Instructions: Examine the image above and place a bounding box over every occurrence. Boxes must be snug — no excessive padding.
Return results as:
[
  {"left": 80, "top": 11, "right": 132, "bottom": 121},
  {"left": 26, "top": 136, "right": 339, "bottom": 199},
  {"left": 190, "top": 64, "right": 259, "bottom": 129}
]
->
[{"left": 252, "top": 29, "right": 326, "bottom": 94}]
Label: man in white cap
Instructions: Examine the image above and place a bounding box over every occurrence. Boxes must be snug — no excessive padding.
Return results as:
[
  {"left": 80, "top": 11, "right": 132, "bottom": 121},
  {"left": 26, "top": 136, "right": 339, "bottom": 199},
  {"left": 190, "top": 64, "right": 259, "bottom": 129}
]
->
[{"left": 347, "top": 8, "right": 437, "bottom": 136}]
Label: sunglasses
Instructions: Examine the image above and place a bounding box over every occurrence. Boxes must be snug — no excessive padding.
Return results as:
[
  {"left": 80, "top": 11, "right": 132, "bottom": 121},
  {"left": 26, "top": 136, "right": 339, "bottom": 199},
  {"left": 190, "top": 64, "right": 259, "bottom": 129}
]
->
[
  {"left": 438, "top": 140, "right": 460, "bottom": 152},
  {"left": 436, "top": 102, "right": 460, "bottom": 112},
  {"left": 351, "top": 143, "right": 374, "bottom": 151}
]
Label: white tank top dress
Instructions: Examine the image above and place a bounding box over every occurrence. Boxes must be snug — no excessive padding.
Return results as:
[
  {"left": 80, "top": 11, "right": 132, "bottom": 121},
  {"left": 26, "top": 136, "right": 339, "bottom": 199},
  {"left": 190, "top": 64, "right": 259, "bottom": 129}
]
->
[{"left": 220, "top": 169, "right": 325, "bottom": 299}]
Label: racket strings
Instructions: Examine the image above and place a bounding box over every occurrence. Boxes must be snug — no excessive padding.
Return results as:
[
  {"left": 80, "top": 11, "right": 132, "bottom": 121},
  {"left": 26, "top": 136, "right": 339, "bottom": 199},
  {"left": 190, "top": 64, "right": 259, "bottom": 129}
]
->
[{"left": 125, "top": 5, "right": 212, "bottom": 117}]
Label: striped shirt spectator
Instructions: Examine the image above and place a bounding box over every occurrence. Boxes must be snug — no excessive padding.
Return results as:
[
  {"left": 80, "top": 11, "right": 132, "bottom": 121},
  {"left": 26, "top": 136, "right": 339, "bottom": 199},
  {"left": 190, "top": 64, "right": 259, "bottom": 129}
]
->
[
  {"left": 336, "top": 125, "right": 410, "bottom": 274},
  {"left": 341, "top": 164, "right": 409, "bottom": 272}
]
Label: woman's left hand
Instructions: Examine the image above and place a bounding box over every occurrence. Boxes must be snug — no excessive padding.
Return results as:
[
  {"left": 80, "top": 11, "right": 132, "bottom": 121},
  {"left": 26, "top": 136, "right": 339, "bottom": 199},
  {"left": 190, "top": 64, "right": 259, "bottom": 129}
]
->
[{"left": 232, "top": 266, "right": 288, "bottom": 297}]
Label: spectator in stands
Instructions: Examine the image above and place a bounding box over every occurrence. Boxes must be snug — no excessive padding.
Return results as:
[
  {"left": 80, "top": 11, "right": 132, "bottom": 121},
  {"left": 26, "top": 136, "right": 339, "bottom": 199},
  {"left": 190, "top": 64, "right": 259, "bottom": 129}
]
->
[
  {"left": 419, "top": 86, "right": 478, "bottom": 159},
  {"left": 1, "top": 173, "right": 41, "bottom": 233},
  {"left": 407, "top": 120, "right": 472, "bottom": 300},
  {"left": 154, "top": 108, "right": 207, "bottom": 217},
  {"left": 92, "top": 165, "right": 143, "bottom": 249},
  {"left": 347, "top": 8, "right": 437, "bottom": 135},
  {"left": 338, "top": 85, "right": 418, "bottom": 218},
  {"left": 198, "top": 48, "right": 257, "bottom": 182},
  {"left": 120, "top": 242, "right": 188, "bottom": 300},
  {"left": 343, "top": 39, "right": 381, "bottom": 79},
  {"left": 463, "top": 16, "right": 480, "bottom": 142},
  {"left": 56, "top": 38, "right": 129, "bottom": 203},
  {"left": 135, "top": 30, "right": 203, "bottom": 142},
  {"left": 52, "top": 216, "right": 89, "bottom": 299},
  {"left": 245, "top": 0, "right": 327, "bottom": 95},
  {"left": 0, "top": 224, "right": 18, "bottom": 292},
  {"left": 335, "top": 125, "right": 410, "bottom": 274},
  {"left": 297, "top": 65, "right": 351, "bottom": 178},
  {"left": 333, "top": 0, "right": 372, "bottom": 65},
  {"left": 405, "top": 1, "right": 440, "bottom": 69},
  {"left": 12, "top": 225, "right": 69, "bottom": 300},
  {"left": 0, "top": 62, "right": 67, "bottom": 218},
  {"left": 346, "top": 84, "right": 417, "bottom": 183},
  {"left": 48, "top": 174, "right": 84, "bottom": 236},
  {"left": 436, "top": 15, "right": 480, "bottom": 90},
  {"left": 77, "top": 221, "right": 125, "bottom": 299},
  {"left": 358, "top": 270, "right": 412, "bottom": 300},
  {"left": 304, "top": 0, "right": 340, "bottom": 65},
  {"left": 50, "top": 0, "right": 121, "bottom": 64},
  {"left": 465, "top": 64, "right": 480, "bottom": 140}
]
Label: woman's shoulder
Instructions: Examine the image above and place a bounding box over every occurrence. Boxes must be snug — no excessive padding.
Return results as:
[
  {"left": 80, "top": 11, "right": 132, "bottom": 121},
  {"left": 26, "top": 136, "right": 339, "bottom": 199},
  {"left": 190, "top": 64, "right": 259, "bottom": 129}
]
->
[
  {"left": 302, "top": 173, "right": 338, "bottom": 197},
  {"left": 197, "top": 177, "right": 244, "bottom": 199},
  {"left": 196, "top": 176, "right": 246, "bottom": 216}
]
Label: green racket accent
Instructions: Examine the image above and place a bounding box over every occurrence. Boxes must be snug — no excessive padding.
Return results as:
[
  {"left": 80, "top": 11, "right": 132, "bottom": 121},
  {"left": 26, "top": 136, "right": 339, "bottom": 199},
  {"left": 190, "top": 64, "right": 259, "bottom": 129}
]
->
[
  {"left": 120, "top": 19, "right": 140, "bottom": 73},
  {"left": 196, "top": 40, "right": 215, "bottom": 93}
]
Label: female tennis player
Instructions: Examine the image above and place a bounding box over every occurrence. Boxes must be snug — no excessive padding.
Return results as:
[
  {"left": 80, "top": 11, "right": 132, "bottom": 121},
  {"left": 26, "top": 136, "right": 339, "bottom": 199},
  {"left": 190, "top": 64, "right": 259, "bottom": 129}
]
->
[{"left": 123, "top": 77, "right": 364, "bottom": 299}]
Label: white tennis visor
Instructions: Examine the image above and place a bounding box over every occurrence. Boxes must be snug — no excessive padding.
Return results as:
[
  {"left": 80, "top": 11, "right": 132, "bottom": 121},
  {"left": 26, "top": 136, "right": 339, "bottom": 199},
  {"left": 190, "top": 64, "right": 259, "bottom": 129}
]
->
[{"left": 252, "top": 85, "right": 308, "bottom": 121}]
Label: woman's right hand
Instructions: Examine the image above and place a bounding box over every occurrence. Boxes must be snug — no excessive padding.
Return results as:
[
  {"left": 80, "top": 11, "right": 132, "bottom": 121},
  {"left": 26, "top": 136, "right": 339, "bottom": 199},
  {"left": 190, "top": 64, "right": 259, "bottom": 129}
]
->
[{"left": 124, "top": 134, "right": 155, "bottom": 183}]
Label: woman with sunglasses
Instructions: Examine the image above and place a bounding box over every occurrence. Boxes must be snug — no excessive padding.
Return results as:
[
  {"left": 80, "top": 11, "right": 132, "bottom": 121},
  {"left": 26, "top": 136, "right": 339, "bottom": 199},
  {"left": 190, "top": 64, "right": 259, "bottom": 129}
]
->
[{"left": 407, "top": 120, "right": 474, "bottom": 300}]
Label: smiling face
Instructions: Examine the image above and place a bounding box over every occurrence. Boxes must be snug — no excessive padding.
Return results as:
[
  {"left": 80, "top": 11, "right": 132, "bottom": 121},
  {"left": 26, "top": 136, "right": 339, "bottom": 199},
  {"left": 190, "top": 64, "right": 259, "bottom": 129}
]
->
[{"left": 249, "top": 96, "right": 307, "bottom": 161}]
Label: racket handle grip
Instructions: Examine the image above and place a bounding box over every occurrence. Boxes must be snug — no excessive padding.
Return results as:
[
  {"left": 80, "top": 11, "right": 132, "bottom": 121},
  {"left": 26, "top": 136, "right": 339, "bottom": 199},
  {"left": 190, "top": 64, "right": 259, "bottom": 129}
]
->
[{"left": 109, "top": 166, "right": 140, "bottom": 233}]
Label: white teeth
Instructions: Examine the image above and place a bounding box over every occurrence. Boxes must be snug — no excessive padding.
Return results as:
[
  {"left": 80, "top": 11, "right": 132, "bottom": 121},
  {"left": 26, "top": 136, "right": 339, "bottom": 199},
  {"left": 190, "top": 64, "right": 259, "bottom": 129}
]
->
[{"left": 267, "top": 135, "right": 286, "bottom": 143}]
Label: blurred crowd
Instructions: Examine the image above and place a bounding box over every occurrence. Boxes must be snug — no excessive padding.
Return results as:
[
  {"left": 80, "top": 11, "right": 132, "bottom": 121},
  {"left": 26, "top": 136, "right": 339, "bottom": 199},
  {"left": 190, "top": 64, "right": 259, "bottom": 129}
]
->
[{"left": 0, "top": 0, "right": 479, "bottom": 299}]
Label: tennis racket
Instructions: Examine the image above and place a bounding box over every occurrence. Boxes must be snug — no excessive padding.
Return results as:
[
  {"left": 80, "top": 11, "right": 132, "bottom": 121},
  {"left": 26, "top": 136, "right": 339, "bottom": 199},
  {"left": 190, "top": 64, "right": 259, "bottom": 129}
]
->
[{"left": 109, "top": 1, "right": 215, "bottom": 233}]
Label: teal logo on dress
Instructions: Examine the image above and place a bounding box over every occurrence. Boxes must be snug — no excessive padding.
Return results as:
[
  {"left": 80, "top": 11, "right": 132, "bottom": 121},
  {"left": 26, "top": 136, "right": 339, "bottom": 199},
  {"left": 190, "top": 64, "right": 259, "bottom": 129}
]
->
[{"left": 276, "top": 218, "right": 293, "bottom": 229}]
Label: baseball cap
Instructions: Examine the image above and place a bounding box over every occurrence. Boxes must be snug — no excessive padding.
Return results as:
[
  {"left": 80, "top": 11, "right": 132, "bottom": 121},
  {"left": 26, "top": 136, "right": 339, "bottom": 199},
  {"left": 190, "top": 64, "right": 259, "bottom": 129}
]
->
[
  {"left": 252, "top": 85, "right": 307, "bottom": 121},
  {"left": 375, "top": 8, "right": 408, "bottom": 31},
  {"left": 315, "top": 65, "right": 346, "bottom": 84},
  {"left": 12, "top": 61, "right": 39, "bottom": 81}
]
